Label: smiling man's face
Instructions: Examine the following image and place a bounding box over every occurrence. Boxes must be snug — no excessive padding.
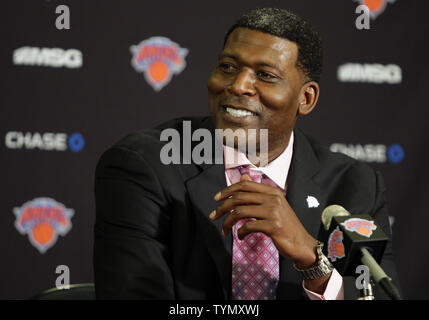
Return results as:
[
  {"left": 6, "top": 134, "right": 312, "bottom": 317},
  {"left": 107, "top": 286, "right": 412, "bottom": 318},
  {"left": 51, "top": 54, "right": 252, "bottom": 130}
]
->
[{"left": 208, "top": 27, "right": 306, "bottom": 163}]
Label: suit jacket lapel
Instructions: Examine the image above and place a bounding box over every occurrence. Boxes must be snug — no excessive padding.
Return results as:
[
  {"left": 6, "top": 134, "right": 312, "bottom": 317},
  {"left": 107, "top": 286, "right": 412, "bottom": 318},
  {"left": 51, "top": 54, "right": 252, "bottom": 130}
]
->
[
  {"left": 186, "top": 163, "right": 232, "bottom": 299},
  {"left": 277, "top": 129, "right": 327, "bottom": 299},
  {"left": 286, "top": 129, "right": 324, "bottom": 239},
  {"left": 185, "top": 117, "right": 232, "bottom": 299}
]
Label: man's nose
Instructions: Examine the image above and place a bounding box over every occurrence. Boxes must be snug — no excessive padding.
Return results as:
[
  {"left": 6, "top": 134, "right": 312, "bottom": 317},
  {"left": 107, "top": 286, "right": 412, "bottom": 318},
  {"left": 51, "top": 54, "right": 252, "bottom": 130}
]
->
[{"left": 227, "top": 69, "right": 256, "bottom": 96}]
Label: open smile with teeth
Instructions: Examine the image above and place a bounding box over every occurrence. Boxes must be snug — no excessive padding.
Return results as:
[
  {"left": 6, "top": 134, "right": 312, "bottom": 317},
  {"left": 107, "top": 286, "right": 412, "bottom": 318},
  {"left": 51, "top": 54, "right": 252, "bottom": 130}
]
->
[{"left": 224, "top": 106, "right": 256, "bottom": 118}]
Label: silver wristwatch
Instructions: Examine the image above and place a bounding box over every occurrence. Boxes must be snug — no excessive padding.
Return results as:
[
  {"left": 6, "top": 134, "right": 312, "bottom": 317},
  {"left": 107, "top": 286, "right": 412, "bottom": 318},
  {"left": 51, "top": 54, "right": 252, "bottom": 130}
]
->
[{"left": 293, "top": 242, "right": 334, "bottom": 280}]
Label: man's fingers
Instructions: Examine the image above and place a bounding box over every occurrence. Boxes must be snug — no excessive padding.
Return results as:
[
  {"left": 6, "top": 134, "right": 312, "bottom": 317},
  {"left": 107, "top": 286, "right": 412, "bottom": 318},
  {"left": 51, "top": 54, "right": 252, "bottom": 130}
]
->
[
  {"left": 236, "top": 219, "right": 272, "bottom": 240},
  {"left": 214, "top": 175, "right": 277, "bottom": 201},
  {"left": 222, "top": 205, "right": 271, "bottom": 236},
  {"left": 209, "top": 192, "right": 267, "bottom": 220},
  {"left": 240, "top": 174, "right": 252, "bottom": 181}
]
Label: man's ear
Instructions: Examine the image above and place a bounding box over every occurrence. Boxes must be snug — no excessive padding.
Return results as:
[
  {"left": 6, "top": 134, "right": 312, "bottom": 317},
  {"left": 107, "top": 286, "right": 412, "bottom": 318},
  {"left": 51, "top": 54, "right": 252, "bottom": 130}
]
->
[{"left": 298, "top": 81, "right": 320, "bottom": 116}]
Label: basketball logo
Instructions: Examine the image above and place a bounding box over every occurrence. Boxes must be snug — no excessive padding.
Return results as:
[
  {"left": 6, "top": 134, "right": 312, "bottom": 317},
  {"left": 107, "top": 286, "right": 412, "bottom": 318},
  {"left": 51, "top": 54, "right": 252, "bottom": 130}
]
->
[
  {"left": 328, "top": 227, "right": 346, "bottom": 262},
  {"left": 341, "top": 218, "right": 377, "bottom": 238},
  {"left": 130, "top": 36, "right": 188, "bottom": 91},
  {"left": 14, "top": 198, "right": 74, "bottom": 253}
]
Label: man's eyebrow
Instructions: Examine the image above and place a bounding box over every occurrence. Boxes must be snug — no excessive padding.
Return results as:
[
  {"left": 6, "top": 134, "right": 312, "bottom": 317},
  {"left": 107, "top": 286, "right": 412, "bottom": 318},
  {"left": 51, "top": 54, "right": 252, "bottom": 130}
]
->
[
  {"left": 218, "top": 53, "right": 237, "bottom": 60},
  {"left": 218, "top": 53, "right": 283, "bottom": 72},
  {"left": 255, "top": 61, "right": 283, "bottom": 71}
]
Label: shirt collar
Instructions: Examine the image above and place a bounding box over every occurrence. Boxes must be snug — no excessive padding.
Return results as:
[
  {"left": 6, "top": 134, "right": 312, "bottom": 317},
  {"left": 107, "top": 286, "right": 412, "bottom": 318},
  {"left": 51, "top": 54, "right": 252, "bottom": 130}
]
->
[{"left": 223, "top": 131, "right": 294, "bottom": 190}]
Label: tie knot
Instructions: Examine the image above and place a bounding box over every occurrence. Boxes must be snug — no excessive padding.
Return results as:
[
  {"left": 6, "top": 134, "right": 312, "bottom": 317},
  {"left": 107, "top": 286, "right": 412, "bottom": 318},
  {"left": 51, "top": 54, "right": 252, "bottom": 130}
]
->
[{"left": 238, "top": 165, "right": 263, "bottom": 183}]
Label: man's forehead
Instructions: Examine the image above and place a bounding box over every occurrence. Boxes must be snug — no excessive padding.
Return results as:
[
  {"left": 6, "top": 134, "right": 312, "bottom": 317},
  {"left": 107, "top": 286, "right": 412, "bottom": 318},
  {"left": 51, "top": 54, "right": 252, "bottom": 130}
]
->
[{"left": 223, "top": 28, "right": 298, "bottom": 66}]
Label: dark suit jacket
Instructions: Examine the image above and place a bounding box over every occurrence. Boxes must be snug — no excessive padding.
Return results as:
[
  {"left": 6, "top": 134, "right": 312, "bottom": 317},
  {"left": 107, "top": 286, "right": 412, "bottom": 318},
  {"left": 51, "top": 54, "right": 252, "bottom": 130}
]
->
[{"left": 93, "top": 116, "right": 400, "bottom": 299}]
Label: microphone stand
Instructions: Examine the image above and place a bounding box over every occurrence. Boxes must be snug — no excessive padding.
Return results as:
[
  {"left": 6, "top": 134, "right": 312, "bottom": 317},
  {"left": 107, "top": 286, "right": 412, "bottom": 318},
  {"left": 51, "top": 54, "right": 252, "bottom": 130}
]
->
[
  {"left": 360, "top": 248, "right": 402, "bottom": 300},
  {"left": 358, "top": 279, "right": 375, "bottom": 300}
]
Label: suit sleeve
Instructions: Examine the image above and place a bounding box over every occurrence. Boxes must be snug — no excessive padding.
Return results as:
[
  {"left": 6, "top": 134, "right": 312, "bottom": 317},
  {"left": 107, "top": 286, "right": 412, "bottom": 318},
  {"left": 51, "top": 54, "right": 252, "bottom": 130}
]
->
[
  {"left": 93, "top": 146, "right": 174, "bottom": 299},
  {"left": 343, "top": 168, "right": 402, "bottom": 300}
]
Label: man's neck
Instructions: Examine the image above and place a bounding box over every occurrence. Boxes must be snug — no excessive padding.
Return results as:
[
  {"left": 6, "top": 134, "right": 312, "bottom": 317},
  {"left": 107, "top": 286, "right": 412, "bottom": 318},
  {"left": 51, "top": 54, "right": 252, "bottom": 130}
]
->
[{"left": 246, "top": 133, "right": 293, "bottom": 167}]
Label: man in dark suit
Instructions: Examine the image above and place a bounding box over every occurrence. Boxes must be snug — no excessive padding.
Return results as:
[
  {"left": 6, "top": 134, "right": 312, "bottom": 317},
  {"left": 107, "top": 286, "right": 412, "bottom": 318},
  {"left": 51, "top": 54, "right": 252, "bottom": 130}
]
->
[{"left": 93, "top": 8, "right": 400, "bottom": 300}]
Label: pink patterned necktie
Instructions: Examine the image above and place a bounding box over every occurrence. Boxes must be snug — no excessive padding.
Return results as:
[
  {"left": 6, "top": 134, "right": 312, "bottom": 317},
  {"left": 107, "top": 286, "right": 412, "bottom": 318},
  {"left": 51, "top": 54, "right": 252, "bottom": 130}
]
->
[{"left": 227, "top": 165, "right": 284, "bottom": 300}]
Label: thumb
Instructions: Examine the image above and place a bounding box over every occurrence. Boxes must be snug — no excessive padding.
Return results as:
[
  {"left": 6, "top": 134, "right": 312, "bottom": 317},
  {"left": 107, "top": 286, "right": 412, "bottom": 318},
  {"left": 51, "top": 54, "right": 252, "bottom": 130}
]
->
[{"left": 240, "top": 174, "right": 252, "bottom": 181}]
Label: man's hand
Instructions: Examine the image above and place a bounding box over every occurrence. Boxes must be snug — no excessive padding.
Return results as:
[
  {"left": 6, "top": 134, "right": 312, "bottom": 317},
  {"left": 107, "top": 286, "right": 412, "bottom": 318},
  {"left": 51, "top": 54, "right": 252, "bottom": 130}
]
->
[{"left": 209, "top": 174, "right": 331, "bottom": 293}]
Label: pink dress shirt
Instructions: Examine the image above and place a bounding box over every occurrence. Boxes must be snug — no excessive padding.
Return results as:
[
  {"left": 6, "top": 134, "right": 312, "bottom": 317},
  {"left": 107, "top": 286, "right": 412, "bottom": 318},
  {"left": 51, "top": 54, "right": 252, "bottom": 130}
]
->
[{"left": 223, "top": 132, "right": 344, "bottom": 300}]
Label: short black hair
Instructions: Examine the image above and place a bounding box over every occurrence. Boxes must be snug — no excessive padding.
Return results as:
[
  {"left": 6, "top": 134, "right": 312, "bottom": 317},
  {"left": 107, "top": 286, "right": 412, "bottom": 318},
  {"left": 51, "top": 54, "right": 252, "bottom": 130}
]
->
[{"left": 224, "top": 8, "right": 323, "bottom": 83}]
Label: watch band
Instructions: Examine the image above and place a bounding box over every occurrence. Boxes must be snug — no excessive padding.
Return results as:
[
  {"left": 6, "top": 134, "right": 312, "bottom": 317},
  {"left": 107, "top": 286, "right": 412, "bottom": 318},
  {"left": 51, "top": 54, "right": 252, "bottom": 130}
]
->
[{"left": 293, "top": 242, "right": 334, "bottom": 280}]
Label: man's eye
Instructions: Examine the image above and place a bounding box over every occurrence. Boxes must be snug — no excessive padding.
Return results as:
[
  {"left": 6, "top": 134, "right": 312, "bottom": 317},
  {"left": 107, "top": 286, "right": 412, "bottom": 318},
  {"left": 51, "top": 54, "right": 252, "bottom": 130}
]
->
[
  {"left": 257, "top": 71, "right": 276, "bottom": 81},
  {"left": 219, "top": 63, "right": 237, "bottom": 73}
]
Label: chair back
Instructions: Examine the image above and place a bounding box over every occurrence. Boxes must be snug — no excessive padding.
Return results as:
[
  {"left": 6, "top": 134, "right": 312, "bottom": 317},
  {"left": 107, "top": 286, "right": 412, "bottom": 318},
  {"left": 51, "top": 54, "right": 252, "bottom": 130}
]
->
[{"left": 30, "top": 283, "right": 95, "bottom": 300}]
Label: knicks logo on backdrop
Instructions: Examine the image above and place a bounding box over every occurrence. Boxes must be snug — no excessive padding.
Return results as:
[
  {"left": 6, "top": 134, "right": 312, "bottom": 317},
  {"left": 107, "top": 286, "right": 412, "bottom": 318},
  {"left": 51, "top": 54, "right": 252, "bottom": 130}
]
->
[
  {"left": 353, "top": 0, "right": 397, "bottom": 19},
  {"left": 130, "top": 36, "right": 188, "bottom": 91},
  {"left": 14, "top": 198, "right": 74, "bottom": 253}
]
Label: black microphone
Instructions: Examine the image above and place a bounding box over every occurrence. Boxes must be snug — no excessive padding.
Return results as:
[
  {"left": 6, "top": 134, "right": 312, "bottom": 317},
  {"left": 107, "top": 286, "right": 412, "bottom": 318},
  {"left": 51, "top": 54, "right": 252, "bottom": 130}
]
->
[{"left": 318, "top": 205, "right": 401, "bottom": 300}]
